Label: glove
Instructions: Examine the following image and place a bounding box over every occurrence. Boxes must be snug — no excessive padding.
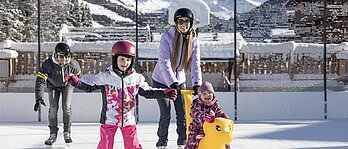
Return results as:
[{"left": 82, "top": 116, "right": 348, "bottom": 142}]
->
[
  {"left": 164, "top": 88, "right": 178, "bottom": 101},
  {"left": 192, "top": 85, "right": 200, "bottom": 96},
  {"left": 204, "top": 116, "right": 216, "bottom": 123},
  {"left": 170, "top": 82, "right": 181, "bottom": 94},
  {"left": 64, "top": 73, "right": 79, "bottom": 86},
  {"left": 221, "top": 113, "right": 229, "bottom": 119},
  {"left": 34, "top": 99, "right": 46, "bottom": 111}
]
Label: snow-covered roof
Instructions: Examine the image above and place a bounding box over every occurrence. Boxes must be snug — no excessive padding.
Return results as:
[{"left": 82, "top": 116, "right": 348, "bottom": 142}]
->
[
  {"left": 0, "top": 49, "right": 19, "bottom": 59},
  {"left": 270, "top": 29, "right": 295, "bottom": 37},
  {"left": 168, "top": 0, "right": 210, "bottom": 28},
  {"left": 336, "top": 51, "right": 348, "bottom": 59},
  {"left": 0, "top": 40, "right": 13, "bottom": 49},
  {"left": 293, "top": 42, "right": 348, "bottom": 54},
  {"left": 241, "top": 42, "right": 294, "bottom": 53}
]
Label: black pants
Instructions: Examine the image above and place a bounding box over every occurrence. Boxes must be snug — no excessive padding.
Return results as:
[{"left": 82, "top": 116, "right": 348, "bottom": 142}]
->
[
  {"left": 153, "top": 80, "right": 186, "bottom": 146},
  {"left": 47, "top": 86, "right": 74, "bottom": 134}
]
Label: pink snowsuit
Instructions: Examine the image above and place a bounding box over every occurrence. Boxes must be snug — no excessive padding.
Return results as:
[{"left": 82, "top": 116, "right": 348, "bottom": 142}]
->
[{"left": 185, "top": 97, "right": 231, "bottom": 149}]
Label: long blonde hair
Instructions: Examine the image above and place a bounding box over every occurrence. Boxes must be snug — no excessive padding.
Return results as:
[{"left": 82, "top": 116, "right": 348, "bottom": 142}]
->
[{"left": 171, "top": 28, "right": 195, "bottom": 72}]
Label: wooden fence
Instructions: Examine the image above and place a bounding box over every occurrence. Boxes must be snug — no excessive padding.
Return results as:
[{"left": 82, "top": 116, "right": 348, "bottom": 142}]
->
[
  {"left": 13, "top": 51, "right": 346, "bottom": 79},
  {"left": 1, "top": 50, "right": 344, "bottom": 92}
]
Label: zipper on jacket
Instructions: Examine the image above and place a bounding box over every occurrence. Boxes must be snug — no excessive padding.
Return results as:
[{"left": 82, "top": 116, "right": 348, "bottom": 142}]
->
[
  {"left": 175, "top": 36, "right": 185, "bottom": 78},
  {"left": 121, "top": 73, "right": 125, "bottom": 127},
  {"left": 61, "top": 67, "right": 65, "bottom": 84}
]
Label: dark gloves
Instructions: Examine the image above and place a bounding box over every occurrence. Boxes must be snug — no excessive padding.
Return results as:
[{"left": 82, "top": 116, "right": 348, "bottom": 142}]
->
[
  {"left": 164, "top": 88, "right": 178, "bottom": 101},
  {"left": 64, "top": 73, "right": 79, "bottom": 86},
  {"left": 34, "top": 99, "right": 46, "bottom": 111},
  {"left": 192, "top": 85, "right": 200, "bottom": 96},
  {"left": 170, "top": 82, "right": 181, "bottom": 94}
]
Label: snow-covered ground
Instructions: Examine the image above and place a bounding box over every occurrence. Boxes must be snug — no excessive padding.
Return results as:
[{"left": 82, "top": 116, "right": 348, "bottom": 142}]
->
[{"left": 0, "top": 120, "right": 347, "bottom": 149}]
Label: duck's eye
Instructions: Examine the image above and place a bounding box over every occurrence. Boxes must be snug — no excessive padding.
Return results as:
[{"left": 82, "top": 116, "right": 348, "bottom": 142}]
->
[
  {"left": 216, "top": 125, "right": 221, "bottom": 131},
  {"left": 228, "top": 125, "right": 232, "bottom": 130}
]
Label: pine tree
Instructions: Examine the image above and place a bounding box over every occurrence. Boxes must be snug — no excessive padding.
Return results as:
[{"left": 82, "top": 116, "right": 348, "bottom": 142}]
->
[
  {"left": 0, "top": 0, "right": 26, "bottom": 42},
  {"left": 1, "top": 0, "right": 93, "bottom": 41},
  {"left": 81, "top": 3, "right": 93, "bottom": 27},
  {"left": 18, "top": 0, "right": 37, "bottom": 42}
]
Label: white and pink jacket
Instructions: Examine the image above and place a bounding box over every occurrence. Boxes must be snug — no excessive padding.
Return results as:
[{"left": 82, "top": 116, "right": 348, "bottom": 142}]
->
[{"left": 76, "top": 66, "right": 166, "bottom": 127}]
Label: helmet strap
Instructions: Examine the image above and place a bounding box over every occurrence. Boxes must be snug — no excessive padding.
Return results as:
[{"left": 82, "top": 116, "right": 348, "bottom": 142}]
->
[
  {"left": 175, "top": 25, "right": 192, "bottom": 36},
  {"left": 52, "top": 53, "right": 71, "bottom": 66}
]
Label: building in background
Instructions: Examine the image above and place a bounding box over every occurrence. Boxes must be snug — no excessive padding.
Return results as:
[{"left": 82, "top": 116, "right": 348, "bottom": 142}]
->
[{"left": 284, "top": 0, "right": 348, "bottom": 43}]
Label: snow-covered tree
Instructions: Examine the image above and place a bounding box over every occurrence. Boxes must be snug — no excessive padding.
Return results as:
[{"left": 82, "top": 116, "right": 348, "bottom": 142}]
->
[
  {"left": 1, "top": 0, "right": 93, "bottom": 42},
  {"left": 18, "top": 0, "right": 37, "bottom": 42},
  {"left": 80, "top": 3, "right": 93, "bottom": 27},
  {"left": 0, "top": 0, "right": 26, "bottom": 42},
  {"left": 66, "top": 0, "right": 92, "bottom": 27},
  {"left": 38, "top": 0, "right": 92, "bottom": 41}
]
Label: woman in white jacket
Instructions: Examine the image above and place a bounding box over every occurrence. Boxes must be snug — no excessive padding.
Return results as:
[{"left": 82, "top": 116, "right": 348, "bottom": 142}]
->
[{"left": 152, "top": 8, "right": 202, "bottom": 149}]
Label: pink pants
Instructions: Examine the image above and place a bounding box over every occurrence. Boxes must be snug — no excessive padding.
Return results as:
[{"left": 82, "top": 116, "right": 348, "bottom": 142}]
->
[{"left": 97, "top": 124, "right": 142, "bottom": 149}]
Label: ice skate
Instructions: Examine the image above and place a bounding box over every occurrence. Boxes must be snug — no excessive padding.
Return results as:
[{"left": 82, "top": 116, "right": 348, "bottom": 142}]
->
[
  {"left": 44, "top": 133, "right": 57, "bottom": 148},
  {"left": 63, "top": 132, "right": 73, "bottom": 147}
]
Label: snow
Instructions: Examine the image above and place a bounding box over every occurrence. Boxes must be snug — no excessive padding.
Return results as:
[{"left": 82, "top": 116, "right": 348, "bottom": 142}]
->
[
  {"left": 136, "top": 0, "right": 268, "bottom": 19},
  {"left": 109, "top": 0, "right": 135, "bottom": 11},
  {"left": 293, "top": 42, "right": 348, "bottom": 54},
  {"left": 206, "top": 0, "right": 262, "bottom": 20},
  {"left": 238, "top": 42, "right": 348, "bottom": 59},
  {"left": 7, "top": 37, "right": 348, "bottom": 60},
  {"left": 211, "top": 11, "right": 233, "bottom": 20},
  {"left": 168, "top": 0, "right": 210, "bottom": 28},
  {"left": 241, "top": 42, "right": 293, "bottom": 53},
  {"left": 138, "top": 0, "right": 171, "bottom": 13},
  {"left": 0, "top": 49, "right": 18, "bottom": 59},
  {"left": 245, "top": 0, "right": 262, "bottom": 6},
  {"left": 270, "top": 28, "right": 295, "bottom": 37},
  {"left": 82, "top": 0, "right": 133, "bottom": 23},
  {"left": 337, "top": 51, "right": 348, "bottom": 59},
  {"left": 8, "top": 32, "right": 245, "bottom": 58},
  {"left": 91, "top": 21, "right": 104, "bottom": 28},
  {"left": 0, "top": 40, "right": 13, "bottom": 49}
]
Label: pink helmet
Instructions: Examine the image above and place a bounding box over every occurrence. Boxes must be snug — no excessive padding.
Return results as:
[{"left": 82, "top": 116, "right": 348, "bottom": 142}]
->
[{"left": 111, "top": 40, "right": 136, "bottom": 57}]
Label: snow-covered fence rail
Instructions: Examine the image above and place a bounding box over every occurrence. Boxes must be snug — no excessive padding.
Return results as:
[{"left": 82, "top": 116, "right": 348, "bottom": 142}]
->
[
  {"left": 3, "top": 41, "right": 348, "bottom": 92},
  {"left": 239, "top": 42, "right": 348, "bottom": 79}
]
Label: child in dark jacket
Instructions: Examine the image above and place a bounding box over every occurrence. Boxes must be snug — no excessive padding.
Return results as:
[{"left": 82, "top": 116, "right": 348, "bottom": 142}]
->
[{"left": 185, "top": 82, "right": 230, "bottom": 149}]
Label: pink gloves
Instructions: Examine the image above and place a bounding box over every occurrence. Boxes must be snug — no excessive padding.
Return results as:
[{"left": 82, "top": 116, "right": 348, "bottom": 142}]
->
[{"left": 64, "top": 73, "right": 78, "bottom": 85}]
